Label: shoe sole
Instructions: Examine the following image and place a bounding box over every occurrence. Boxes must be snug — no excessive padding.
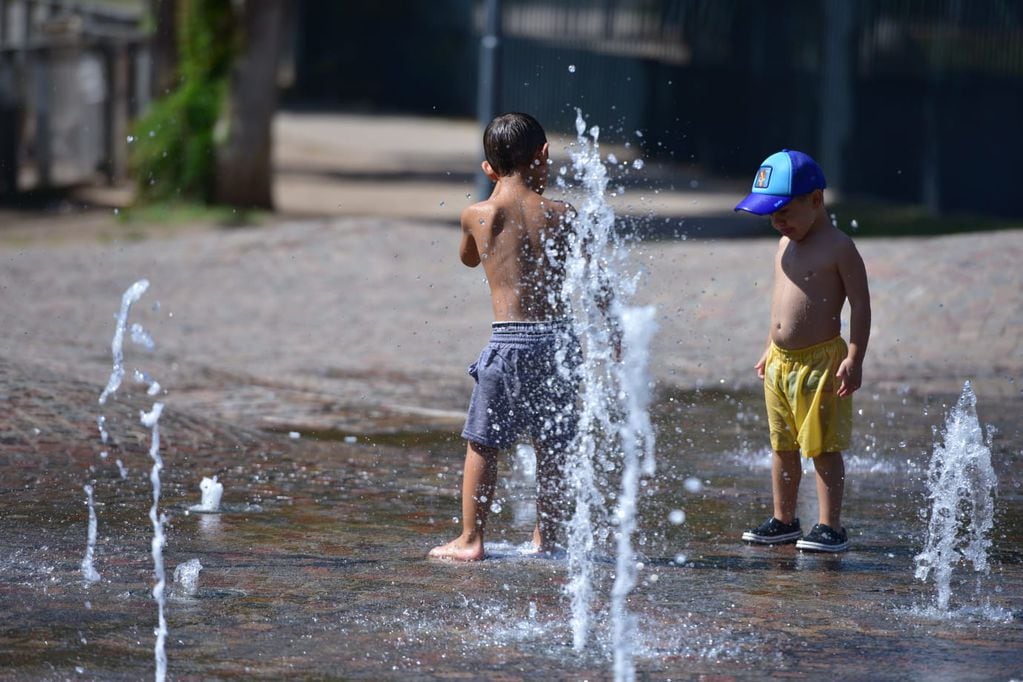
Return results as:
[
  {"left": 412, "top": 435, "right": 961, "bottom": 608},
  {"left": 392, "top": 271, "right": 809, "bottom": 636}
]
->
[
  {"left": 795, "top": 539, "right": 849, "bottom": 552},
  {"left": 741, "top": 530, "right": 802, "bottom": 545}
]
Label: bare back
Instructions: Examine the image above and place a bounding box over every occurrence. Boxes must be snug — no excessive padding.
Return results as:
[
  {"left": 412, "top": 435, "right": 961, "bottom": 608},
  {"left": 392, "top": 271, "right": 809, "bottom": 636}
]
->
[
  {"left": 460, "top": 182, "right": 572, "bottom": 321},
  {"left": 770, "top": 224, "right": 856, "bottom": 349}
]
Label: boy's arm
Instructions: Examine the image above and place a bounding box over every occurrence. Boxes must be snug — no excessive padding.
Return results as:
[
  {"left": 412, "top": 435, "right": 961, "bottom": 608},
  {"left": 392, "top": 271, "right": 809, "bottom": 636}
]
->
[
  {"left": 756, "top": 241, "right": 782, "bottom": 379},
  {"left": 755, "top": 332, "right": 772, "bottom": 379},
  {"left": 459, "top": 209, "right": 482, "bottom": 267},
  {"left": 836, "top": 240, "right": 871, "bottom": 396}
]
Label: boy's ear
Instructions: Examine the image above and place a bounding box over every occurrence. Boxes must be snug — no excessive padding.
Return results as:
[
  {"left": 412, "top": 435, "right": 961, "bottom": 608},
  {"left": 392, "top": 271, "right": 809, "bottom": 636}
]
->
[
  {"left": 536, "top": 142, "right": 550, "bottom": 166},
  {"left": 481, "top": 160, "right": 500, "bottom": 182},
  {"left": 811, "top": 188, "right": 824, "bottom": 208}
]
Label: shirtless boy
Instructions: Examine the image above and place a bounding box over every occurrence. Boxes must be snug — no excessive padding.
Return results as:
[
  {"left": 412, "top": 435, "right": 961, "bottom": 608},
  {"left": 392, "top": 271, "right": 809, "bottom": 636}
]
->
[
  {"left": 429, "top": 113, "right": 580, "bottom": 562},
  {"left": 734, "top": 149, "right": 871, "bottom": 553}
]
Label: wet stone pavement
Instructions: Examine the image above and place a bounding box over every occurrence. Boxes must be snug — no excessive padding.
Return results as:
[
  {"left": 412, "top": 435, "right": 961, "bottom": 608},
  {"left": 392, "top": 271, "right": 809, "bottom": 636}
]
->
[
  {"left": 2, "top": 108, "right": 1022, "bottom": 678},
  {"left": 1, "top": 356, "right": 1021, "bottom": 680}
]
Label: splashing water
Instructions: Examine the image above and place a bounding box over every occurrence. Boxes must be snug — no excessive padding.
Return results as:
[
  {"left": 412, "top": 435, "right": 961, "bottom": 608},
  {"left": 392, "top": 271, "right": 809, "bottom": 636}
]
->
[
  {"left": 92, "top": 279, "right": 170, "bottom": 681},
  {"left": 190, "top": 476, "right": 224, "bottom": 513},
  {"left": 142, "top": 401, "right": 168, "bottom": 682},
  {"left": 173, "top": 559, "right": 203, "bottom": 596},
  {"left": 84, "top": 280, "right": 150, "bottom": 585},
  {"left": 80, "top": 484, "right": 101, "bottom": 584},
  {"left": 914, "top": 381, "right": 998, "bottom": 613},
  {"left": 556, "top": 110, "right": 658, "bottom": 677},
  {"left": 97, "top": 415, "right": 108, "bottom": 444},
  {"left": 99, "top": 279, "right": 150, "bottom": 405},
  {"left": 609, "top": 307, "right": 657, "bottom": 682}
]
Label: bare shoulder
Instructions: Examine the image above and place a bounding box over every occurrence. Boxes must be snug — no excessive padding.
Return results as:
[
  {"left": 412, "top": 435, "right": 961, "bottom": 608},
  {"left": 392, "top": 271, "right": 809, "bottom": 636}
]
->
[
  {"left": 461, "top": 201, "right": 498, "bottom": 232},
  {"left": 828, "top": 226, "right": 863, "bottom": 261}
]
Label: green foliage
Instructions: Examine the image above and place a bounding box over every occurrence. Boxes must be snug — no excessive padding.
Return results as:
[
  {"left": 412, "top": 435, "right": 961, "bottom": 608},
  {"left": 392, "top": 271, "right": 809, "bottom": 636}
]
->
[
  {"left": 130, "top": 0, "right": 236, "bottom": 204},
  {"left": 116, "top": 200, "right": 264, "bottom": 230}
]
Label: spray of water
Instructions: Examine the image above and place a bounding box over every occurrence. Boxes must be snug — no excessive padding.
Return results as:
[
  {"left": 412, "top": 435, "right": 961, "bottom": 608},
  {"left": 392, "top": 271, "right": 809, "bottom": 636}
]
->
[
  {"left": 914, "top": 381, "right": 998, "bottom": 612},
  {"left": 92, "top": 279, "right": 169, "bottom": 681},
  {"left": 84, "top": 280, "right": 150, "bottom": 584},
  {"left": 99, "top": 279, "right": 150, "bottom": 405},
  {"left": 80, "top": 484, "right": 101, "bottom": 584},
  {"left": 556, "top": 110, "right": 658, "bottom": 677},
  {"left": 173, "top": 558, "right": 203, "bottom": 597},
  {"left": 142, "top": 401, "right": 168, "bottom": 682},
  {"left": 190, "top": 475, "right": 224, "bottom": 512},
  {"left": 609, "top": 308, "right": 657, "bottom": 681}
]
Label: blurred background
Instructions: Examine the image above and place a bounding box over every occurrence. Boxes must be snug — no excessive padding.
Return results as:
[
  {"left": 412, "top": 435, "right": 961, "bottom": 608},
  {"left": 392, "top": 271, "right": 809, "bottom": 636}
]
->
[{"left": 0, "top": 0, "right": 1021, "bottom": 232}]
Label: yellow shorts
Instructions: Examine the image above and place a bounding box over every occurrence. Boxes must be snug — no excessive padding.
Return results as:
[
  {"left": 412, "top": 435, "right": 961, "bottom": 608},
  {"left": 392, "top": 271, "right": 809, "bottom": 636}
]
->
[{"left": 763, "top": 336, "right": 852, "bottom": 458}]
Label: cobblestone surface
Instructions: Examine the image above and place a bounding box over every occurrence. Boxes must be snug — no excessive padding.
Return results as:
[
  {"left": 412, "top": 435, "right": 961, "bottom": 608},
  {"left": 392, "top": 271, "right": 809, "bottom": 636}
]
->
[
  {"left": 1, "top": 113, "right": 1020, "bottom": 435},
  {"left": 0, "top": 114, "right": 1020, "bottom": 680},
  {"left": 1, "top": 214, "right": 1021, "bottom": 436}
]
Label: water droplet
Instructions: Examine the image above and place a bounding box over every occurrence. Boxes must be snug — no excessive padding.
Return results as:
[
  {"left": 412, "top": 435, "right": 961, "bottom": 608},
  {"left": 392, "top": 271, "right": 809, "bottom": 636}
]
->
[
  {"left": 439, "top": 201, "right": 445, "bottom": 207},
  {"left": 683, "top": 477, "right": 703, "bottom": 493},
  {"left": 568, "top": 64, "right": 576, "bottom": 73},
  {"left": 126, "top": 135, "right": 135, "bottom": 143},
  {"left": 850, "top": 219, "right": 859, "bottom": 230},
  {"left": 632, "top": 159, "right": 645, "bottom": 170},
  {"left": 668, "top": 509, "right": 686, "bottom": 525}
]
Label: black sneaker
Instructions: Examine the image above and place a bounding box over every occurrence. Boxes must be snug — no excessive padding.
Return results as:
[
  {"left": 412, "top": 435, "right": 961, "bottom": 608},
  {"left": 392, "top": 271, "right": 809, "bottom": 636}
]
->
[
  {"left": 741, "top": 517, "right": 802, "bottom": 545},
  {"left": 796, "top": 524, "right": 849, "bottom": 552}
]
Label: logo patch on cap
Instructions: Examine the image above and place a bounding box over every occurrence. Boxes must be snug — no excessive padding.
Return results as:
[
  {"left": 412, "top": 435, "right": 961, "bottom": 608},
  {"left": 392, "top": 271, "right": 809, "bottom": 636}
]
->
[{"left": 755, "top": 166, "right": 772, "bottom": 189}]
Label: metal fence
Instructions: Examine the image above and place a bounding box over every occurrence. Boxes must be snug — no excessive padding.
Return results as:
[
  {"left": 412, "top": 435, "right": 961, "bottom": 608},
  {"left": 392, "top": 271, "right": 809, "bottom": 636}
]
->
[{"left": 484, "top": 0, "right": 1023, "bottom": 216}]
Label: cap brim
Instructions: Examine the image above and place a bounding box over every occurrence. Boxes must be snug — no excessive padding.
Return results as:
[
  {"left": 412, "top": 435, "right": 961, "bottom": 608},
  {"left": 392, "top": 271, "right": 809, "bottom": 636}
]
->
[{"left": 734, "top": 193, "right": 791, "bottom": 215}]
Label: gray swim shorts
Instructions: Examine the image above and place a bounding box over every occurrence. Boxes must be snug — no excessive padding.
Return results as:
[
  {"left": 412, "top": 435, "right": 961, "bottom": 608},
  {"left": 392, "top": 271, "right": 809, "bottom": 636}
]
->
[{"left": 461, "top": 321, "right": 581, "bottom": 451}]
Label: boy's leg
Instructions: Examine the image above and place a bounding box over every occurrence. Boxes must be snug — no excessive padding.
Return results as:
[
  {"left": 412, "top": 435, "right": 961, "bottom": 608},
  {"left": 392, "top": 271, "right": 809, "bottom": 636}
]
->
[
  {"left": 532, "top": 442, "right": 568, "bottom": 553},
  {"left": 772, "top": 449, "right": 802, "bottom": 524},
  {"left": 812, "top": 451, "right": 845, "bottom": 529},
  {"left": 428, "top": 440, "right": 498, "bottom": 561}
]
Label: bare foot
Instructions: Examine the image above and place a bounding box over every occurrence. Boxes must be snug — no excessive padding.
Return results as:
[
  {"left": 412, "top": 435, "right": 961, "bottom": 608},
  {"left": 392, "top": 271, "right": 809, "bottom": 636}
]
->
[
  {"left": 428, "top": 534, "right": 484, "bottom": 562},
  {"left": 530, "top": 523, "right": 559, "bottom": 555}
]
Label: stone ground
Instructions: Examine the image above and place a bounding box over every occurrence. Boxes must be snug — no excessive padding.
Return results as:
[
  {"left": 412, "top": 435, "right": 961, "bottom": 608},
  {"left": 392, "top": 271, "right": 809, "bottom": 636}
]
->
[
  {"left": 0, "top": 112, "right": 1021, "bottom": 438},
  {"left": 1, "top": 113, "right": 1021, "bottom": 681}
]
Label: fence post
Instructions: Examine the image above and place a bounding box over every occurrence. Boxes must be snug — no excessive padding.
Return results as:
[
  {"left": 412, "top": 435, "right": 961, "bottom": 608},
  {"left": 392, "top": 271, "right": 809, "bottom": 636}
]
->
[
  {"left": 819, "top": 0, "right": 853, "bottom": 198},
  {"left": 474, "top": 0, "right": 501, "bottom": 203},
  {"left": 105, "top": 41, "right": 129, "bottom": 184}
]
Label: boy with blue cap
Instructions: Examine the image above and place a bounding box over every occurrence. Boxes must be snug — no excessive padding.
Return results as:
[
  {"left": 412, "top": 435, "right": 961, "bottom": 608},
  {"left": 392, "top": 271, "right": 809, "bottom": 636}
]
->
[{"left": 735, "top": 149, "right": 871, "bottom": 552}]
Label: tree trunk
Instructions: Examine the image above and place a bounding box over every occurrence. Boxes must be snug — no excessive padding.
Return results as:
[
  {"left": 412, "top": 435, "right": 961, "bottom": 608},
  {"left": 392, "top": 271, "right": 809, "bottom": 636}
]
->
[
  {"left": 149, "top": 0, "right": 178, "bottom": 97},
  {"left": 213, "top": 0, "right": 284, "bottom": 209}
]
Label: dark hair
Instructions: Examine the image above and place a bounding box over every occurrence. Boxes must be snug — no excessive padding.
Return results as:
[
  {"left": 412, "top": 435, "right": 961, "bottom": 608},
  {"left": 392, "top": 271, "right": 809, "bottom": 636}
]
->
[{"left": 483, "top": 112, "right": 547, "bottom": 176}]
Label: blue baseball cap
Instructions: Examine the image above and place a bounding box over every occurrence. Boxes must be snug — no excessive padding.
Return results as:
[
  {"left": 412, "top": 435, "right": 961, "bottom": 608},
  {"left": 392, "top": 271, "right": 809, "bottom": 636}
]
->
[{"left": 734, "top": 149, "right": 826, "bottom": 215}]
